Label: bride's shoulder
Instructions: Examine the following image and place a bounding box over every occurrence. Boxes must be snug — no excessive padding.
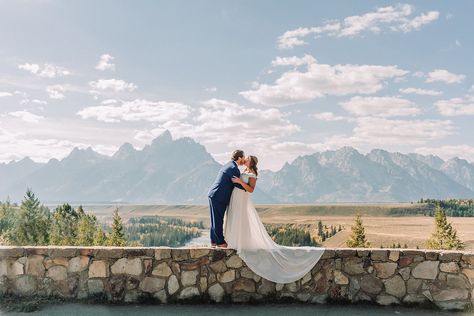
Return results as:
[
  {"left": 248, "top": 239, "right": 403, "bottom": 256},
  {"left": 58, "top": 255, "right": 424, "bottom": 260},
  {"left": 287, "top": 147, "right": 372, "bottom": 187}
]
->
[{"left": 243, "top": 171, "right": 258, "bottom": 179}]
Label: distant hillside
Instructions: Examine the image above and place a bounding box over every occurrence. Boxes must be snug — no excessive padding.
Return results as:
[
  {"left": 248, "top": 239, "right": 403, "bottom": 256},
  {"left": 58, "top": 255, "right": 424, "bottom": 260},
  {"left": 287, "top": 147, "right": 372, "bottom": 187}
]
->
[{"left": 1, "top": 131, "right": 473, "bottom": 203}]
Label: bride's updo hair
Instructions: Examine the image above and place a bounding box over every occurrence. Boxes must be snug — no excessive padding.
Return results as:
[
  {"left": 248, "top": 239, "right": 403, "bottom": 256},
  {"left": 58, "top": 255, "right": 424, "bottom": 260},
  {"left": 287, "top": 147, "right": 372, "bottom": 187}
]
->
[{"left": 248, "top": 155, "right": 259, "bottom": 176}]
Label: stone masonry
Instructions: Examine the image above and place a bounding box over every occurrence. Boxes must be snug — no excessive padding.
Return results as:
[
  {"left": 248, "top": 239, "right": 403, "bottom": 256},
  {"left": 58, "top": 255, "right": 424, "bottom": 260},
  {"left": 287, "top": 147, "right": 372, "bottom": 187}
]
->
[{"left": 0, "top": 247, "right": 473, "bottom": 310}]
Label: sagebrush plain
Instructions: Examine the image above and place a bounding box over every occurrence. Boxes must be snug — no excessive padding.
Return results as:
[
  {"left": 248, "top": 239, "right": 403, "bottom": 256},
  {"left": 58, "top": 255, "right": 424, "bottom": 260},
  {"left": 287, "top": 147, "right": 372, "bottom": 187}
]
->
[{"left": 64, "top": 203, "right": 474, "bottom": 251}]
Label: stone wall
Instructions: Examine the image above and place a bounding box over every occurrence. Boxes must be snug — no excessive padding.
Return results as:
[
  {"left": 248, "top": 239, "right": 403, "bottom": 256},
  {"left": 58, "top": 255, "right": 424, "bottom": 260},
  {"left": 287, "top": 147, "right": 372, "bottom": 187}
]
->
[{"left": 0, "top": 247, "right": 473, "bottom": 310}]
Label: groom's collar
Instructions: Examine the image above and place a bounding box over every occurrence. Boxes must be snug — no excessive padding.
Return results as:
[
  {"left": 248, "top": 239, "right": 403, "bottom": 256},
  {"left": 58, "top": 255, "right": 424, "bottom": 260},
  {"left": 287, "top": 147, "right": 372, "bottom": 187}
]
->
[{"left": 232, "top": 160, "right": 238, "bottom": 167}]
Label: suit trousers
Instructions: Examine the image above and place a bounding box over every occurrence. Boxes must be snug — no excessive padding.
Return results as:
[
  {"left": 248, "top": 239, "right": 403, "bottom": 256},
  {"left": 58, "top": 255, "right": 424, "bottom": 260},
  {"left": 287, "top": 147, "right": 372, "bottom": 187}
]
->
[{"left": 208, "top": 197, "right": 227, "bottom": 245}]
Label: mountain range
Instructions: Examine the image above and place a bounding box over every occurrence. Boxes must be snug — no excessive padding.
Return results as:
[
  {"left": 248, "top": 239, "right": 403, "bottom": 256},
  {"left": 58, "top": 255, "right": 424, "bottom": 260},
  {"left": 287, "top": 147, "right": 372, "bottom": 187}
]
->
[{"left": 1, "top": 131, "right": 473, "bottom": 203}]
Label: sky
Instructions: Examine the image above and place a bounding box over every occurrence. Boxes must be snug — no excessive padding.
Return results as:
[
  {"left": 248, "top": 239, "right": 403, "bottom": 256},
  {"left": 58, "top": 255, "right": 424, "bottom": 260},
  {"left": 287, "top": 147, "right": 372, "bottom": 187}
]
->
[{"left": 0, "top": 0, "right": 473, "bottom": 170}]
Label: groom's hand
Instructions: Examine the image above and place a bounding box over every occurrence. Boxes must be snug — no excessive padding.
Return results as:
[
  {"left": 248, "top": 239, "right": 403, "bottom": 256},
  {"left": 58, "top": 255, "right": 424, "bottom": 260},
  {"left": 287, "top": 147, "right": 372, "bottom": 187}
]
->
[{"left": 232, "top": 176, "right": 242, "bottom": 185}]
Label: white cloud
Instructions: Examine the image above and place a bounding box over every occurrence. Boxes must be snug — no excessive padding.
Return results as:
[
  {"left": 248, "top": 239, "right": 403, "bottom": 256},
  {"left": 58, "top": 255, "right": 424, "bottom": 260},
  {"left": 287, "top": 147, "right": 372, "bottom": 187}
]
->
[
  {"left": 277, "top": 23, "right": 341, "bottom": 49},
  {"left": 415, "top": 145, "right": 474, "bottom": 163},
  {"left": 435, "top": 97, "right": 474, "bottom": 116},
  {"left": 96, "top": 54, "right": 115, "bottom": 71},
  {"left": 347, "top": 117, "right": 454, "bottom": 145},
  {"left": 278, "top": 4, "right": 439, "bottom": 49},
  {"left": 8, "top": 110, "right": 45, "bottom": 123},
  {"left": 77, "top": 98, "right": 191, "bottom": 123},
  {"left": 253, "top": 116, "right": 454, "bottom": 168},
  {"left": 194, "top": 98, "right": 299, "bottom": 141},
  {"left": 0, "top": 92, "right": 13, "bottom": 97},
  {"left": 394, "top": 10, "right": 440, "bottom": 32},
  {"left": 413, "top": 71, "right": 425, "bottom": 78},
  {"left": 18, "top": 63, "right": 71, "bottom": 78},
  {"left": 46, "top": 85, "right": 65, "bottom": 99},
  {"left": 31, "top": 99, "right": 48, "bottom": 105},
  {"left": 89, "top": 79, "right": 137, "bottom": 92},
  {"left": 0, "top": 127, "right": 116, "bottom": 163},
  {"left": 271, "top": 54, "right": 316, "bottom": 67},
  {"left": 132, "top": 99, "right": 301, "bottom": 170},
  {"left": 101, "top": 99, "right": 118, "bottom": 105},
  {"left": 205, "top": 87, "right": 217, "bottom": 92},
  {"left": 340, "top": 96, "right": 420, "bottom": 117},
  {"left": 399, "top": 87, "right": 442, "bottom": 96},
  {"left": 306, "top": 117, "right": 455, "bottom": 151},
  {"left": 313, "top": 112, "right": 350, "bottom": 121},
  {"left": 268, "top": 141, "right": 333, "bottom": 161},
  {"left": 137, "top": 99, "right": 299, "bottom": 143},
  {"left": 240, "top": 55, "right": 408, "bottom": 106},
  {"left": 426, "top": 69, "right": 465, "bottom": 84}
]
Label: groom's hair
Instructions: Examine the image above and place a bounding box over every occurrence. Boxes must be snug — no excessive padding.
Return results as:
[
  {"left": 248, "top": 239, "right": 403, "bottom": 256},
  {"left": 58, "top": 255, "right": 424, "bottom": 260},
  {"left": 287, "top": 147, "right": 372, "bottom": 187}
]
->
[{"left": 231, "top": 149, "right": 244, "bottom": 161}]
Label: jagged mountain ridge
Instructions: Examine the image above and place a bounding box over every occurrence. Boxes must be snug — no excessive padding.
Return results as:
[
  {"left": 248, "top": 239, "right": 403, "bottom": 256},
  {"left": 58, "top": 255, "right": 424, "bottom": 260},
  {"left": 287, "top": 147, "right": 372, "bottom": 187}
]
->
[
  {"left": 259, "top": 147, "right": 474, "bottom": 202},
  {"left": 1, "top": 132, "right": 473, "bottom": 203}
]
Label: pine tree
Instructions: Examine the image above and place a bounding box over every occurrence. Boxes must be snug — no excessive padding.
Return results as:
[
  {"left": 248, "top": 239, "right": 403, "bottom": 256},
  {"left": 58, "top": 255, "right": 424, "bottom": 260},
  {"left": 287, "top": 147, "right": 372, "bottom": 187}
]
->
[
  {"left": 0, "top": 198, "right": 16, "bottom": 244},
  {"left": 346, "top": 213, "right": 370, "bottom": 248},
  {"left": 11, "top": 189, "right": 50, "bottom": 245},
  {"left": 77, "top": 210, "right": 98, "bottom": 246},
  {"left": 0, "top": 199, "right": 14, "bottom": 235},
  {"left": 93, "top": 226, "right": 108, "bottom": 246},
  {"left": 317, "top": 220, "right": 324, "bottom": 239},
  {"left": 426, "top": 207, "right": 464, "bottom": 250},
  {"left": 108, "top": 208, "right": 126, "bottom": 246},
  {"left": 50, "top": 203, "right": 80, "bottom": 245}
]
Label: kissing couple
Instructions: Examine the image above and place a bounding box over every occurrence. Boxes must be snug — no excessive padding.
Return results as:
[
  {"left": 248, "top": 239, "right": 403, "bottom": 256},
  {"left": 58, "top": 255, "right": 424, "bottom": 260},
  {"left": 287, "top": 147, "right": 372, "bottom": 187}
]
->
[{"left": 207, "top": 149, "right": 325, "bottom": 284}]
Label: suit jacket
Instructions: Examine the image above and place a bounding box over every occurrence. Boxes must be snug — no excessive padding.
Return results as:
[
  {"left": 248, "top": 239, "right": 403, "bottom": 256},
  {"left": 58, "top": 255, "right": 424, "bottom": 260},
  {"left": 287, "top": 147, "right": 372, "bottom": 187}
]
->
[{"left": 208, "top": 160, "right": 244, "bottom": 204}]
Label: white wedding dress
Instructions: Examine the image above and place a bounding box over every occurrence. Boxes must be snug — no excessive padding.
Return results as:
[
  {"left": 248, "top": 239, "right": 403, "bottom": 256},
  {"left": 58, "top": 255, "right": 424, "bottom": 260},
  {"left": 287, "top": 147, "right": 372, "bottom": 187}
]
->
[{"left": 224, "top": 172, "right": 325, "bottom": 284}]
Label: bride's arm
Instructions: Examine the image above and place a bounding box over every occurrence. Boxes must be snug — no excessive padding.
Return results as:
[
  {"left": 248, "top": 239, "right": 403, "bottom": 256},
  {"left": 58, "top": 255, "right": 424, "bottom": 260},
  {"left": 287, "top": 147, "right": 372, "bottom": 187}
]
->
[{"left": 232, "top": 176, "right": 257, "bottom": 193}]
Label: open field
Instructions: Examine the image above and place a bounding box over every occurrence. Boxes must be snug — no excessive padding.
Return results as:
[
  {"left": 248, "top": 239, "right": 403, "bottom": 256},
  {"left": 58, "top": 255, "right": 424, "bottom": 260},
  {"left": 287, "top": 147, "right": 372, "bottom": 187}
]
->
[
  {"left": 62, "top": 203, "right": 425, "bottom": 222},
  {"left": 63, "top": 203, "right": 474, "bottom": 251}
]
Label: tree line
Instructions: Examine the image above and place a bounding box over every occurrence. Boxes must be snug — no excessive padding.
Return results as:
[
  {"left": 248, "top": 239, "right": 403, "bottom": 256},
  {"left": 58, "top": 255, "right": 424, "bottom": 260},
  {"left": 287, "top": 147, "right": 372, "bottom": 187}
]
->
[
  {"left": 125, "top": 216, "right": 201, "bottom": 247},
  {"left": 0, "top": 189, "right": 126, "bottom": 246},
  {"left": 317, "top": 220, "right": 343, "bottom": 242},
  {"left": 0, "top": 189, "right": 466, "bottom": 250},
  {"left": 0, "top": 189, "right": 202, "bottom": 247},
  {"left": 264, "top": 224, "right": 319, "bottom": 247},
  {"left": 418, "top": 198, "right": 474, "bottom": 217}
]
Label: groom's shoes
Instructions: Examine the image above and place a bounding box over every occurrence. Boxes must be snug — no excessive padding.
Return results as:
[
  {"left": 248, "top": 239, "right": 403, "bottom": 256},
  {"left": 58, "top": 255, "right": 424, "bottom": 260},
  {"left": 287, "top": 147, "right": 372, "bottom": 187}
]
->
[
  {"left": 211, "top": 243, "right": 217, "bottom": 248},
  {"left": 216, "top": 243, "right": 228, "bottom": 248}
]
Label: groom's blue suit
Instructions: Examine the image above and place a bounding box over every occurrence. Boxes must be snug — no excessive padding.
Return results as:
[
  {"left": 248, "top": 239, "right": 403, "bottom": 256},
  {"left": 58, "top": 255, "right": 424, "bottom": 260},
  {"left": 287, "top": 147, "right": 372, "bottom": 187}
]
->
[{"left": 208, "top": 160, "right": 245, "bottom": 245}]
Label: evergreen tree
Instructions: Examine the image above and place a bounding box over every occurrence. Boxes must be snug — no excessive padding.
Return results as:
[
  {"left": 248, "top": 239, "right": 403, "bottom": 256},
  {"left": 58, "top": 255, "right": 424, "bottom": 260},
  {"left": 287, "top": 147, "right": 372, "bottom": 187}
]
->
[
  {"left": 346, "top": 213, "right": 370, "bottom": 248},
  {"left": 0, "top": 198, "right": 16, "bottom": 244},
  {"left": 10, "top": 189, "right": 50, "bottom": 245},
  {"left": 317, "top": 220, "right": 323, "bottom": 239},
  {"left": 50, "top": 203, "right": 80, "bottom": 245},
  {"left": 426, "top": 207, "right": 464, "bottom": 250},
  {"left": 77, "top": 208, "right": 98, "bottom": 246},
  {"left": 93, "top": 226, "right": 108, "bottom": 246},
  {"left": 0, "top": 199, "right": 14, "bottom": 235},
  {"left": 108, "top": 208, "right": 126, "bottom": 246}
]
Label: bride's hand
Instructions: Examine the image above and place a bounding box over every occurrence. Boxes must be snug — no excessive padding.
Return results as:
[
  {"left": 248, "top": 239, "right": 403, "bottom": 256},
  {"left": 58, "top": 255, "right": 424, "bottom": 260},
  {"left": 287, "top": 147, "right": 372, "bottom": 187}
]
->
[{"left": 232, "top": 176, "right": 243, "bottom": 184}]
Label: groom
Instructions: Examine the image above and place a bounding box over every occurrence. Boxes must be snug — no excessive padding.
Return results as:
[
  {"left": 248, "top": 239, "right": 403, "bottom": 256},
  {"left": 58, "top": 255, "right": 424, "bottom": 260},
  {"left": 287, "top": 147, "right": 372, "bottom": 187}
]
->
[{"left": 208, "top": 149, "right": 246, "bottom": 248}]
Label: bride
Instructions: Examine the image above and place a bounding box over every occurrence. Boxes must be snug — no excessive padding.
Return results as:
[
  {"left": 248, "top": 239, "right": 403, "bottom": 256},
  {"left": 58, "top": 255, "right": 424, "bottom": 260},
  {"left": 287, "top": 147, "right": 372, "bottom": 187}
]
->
[{"left": 224, "top": 155, "right": 325, "bottom": 284}]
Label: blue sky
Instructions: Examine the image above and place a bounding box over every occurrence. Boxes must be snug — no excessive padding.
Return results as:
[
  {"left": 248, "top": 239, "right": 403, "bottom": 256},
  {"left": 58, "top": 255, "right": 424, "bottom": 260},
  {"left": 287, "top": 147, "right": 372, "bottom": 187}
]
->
[{"left": 0, "top": 0, "right": 473, "bottom": 170}]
